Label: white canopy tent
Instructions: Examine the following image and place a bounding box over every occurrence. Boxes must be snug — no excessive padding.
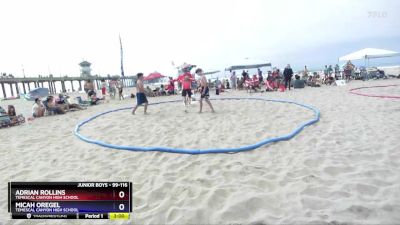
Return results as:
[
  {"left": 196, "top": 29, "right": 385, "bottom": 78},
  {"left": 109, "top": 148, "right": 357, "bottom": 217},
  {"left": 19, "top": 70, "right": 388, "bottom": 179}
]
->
[{"left": 338, "top": 48, "right": 400, "bottom": 67}]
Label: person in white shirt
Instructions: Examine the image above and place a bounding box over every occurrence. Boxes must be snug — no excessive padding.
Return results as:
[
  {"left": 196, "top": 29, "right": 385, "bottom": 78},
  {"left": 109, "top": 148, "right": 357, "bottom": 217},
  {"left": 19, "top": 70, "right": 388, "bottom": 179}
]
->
[{"left": 32, "top": 98, "right": 45, "bottom": 117}]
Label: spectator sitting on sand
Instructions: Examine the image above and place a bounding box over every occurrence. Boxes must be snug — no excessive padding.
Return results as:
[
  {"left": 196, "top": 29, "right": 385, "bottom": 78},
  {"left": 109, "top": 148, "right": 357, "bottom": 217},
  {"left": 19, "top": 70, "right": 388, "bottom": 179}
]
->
[
  {"left": 308, "top": 72, "right": 321, "bottom": 87},
  {"left": 293, "top": 75, "right": 305, "bottom": 89},
  {"left": 325, "top": 73, "right": 335, "bottom": 85},
  {"left": 7, "top": 105, "right": 25, "bottom": 125},
  {"left": 265, "top": 78, "right": 274, "bottom": 91},
  {"left": 145, "top": 86, "right": 155, "bottom": 97},
  {"left": 265, "top": 72, "right": 275, "bottom": 91},
  {"left": 56, "top": 94, "right": 85, "bottom": 110},
  {"left": 159, "top": 85, "right": 166, "bottom": 96},
  {"left": 32, "top": 98, "right": 45, "bottom": 118},
  {"left": 272, "top": 69, "right": 280, "bottom": 90},
  {"left": 44, "top": 96, "right": 65, "bottom": 114},
  {"left": 88, "top": 91, "right": 104, "bottom": 105},
  {"left": 153, "top": 88, "right": 160, "bottom": 97},
  {"left": 167, "top": 77, "right": 175, "bottom": 95}
]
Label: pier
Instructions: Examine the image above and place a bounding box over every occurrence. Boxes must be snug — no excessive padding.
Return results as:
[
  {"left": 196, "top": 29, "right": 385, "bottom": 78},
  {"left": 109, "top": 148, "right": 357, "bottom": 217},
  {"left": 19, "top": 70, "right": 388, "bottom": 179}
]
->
[{"left": 0, "top": 76, "right": 137, "bottom": 99}]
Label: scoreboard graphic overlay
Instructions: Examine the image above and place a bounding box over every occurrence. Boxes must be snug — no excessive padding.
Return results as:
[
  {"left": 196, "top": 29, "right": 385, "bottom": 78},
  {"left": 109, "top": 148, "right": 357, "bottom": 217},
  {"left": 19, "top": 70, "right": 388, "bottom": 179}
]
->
[{"left": 8, "top": 182, "right": 132, "bottom": 220}]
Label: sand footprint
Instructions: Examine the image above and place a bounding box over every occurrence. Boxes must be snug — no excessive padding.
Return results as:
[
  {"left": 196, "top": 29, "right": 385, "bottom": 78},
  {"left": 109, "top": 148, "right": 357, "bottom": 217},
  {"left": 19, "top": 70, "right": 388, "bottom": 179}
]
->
[
  {"left": 323, "top": 166, "right": 355, "bottom": 177},
  {"left": 301, "top": 196, "right": 332, "bottom": 210}
]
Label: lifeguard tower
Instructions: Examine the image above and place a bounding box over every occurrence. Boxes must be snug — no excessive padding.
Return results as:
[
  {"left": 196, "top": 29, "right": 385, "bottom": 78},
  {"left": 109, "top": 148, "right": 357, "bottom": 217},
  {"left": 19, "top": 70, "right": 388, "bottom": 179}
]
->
[{"left": 79, "top": 60, "right": 92, "bottom": 77}]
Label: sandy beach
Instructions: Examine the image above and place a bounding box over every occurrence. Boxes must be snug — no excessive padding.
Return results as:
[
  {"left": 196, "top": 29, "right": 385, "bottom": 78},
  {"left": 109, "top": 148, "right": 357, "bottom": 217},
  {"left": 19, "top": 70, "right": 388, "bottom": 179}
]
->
[{"left": 1, "top": 79, "right": 400, "bottom": 224}]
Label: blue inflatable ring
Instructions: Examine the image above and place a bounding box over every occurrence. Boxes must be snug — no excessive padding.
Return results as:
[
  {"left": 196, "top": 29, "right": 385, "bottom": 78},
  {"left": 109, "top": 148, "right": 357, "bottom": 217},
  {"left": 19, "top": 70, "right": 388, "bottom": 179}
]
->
[{"left": 74, "top": 97, "right": 320, "bottom": 154}]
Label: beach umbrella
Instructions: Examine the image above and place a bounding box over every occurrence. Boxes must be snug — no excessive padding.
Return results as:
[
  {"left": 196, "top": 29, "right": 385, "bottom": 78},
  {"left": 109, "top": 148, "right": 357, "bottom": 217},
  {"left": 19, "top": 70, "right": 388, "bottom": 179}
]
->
[
  {"left": 144, "top": 72, "right": 166, "bottom": 81},
  {"left": 24, "top": 88, "right": 49, "bottom": 101}
]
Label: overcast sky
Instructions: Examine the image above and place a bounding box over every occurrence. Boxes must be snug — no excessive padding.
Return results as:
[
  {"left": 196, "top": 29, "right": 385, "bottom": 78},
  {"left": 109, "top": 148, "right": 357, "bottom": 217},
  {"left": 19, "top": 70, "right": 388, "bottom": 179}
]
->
[{"left": 0, "top": 0, "right": 399, "bottom": 77}]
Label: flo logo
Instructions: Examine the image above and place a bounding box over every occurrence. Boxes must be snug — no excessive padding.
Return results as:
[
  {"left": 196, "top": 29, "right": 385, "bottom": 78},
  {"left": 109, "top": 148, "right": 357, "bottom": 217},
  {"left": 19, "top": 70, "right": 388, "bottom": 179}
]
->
[{"left": 368, "top": 11, "right": 388, "bottom": 18}]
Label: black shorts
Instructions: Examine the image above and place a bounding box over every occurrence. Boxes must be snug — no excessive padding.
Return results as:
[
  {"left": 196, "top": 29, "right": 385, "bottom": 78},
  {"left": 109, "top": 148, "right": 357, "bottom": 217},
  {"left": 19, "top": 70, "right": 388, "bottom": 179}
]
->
[
  {"left": 136, "top": 93, "right": 148, "bottom": 105},
  {"left": 182, "top": 89, "right": 192, "bottom": 97},
  {"left": 200, "top": 87, "right": 210, "bottom": 99}
]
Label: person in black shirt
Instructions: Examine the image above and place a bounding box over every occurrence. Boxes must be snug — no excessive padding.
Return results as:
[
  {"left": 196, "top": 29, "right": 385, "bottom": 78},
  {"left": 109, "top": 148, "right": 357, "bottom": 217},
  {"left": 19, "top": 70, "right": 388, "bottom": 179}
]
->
[
  {"left": 242, "top": 70, "right": 247, "bottom": 80},
  {"left": 283, "top": 64, "right": 294, "bottom": 90},
  {"left": 258, "top": 68, "right": 263, "bottom": 84}
]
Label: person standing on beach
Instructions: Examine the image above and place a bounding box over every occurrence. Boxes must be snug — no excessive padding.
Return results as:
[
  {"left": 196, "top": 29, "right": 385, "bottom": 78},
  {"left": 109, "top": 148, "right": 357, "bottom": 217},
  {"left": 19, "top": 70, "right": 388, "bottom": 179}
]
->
[
  {"left": 196, "top": 68, "right": 215, "bottom": 113},
  {"left": 181, "top": 74, "right": 193, "bottom": 112},
  {"left": 271, "top": 68, "right": 279, "bottom": 89},
  {"left": 167, "top": 77, "right": 175, "bottom": 95},
  {"left": 283, "top": 64, "right": 293, "bottom": 90},
  {"left": 344, "top": 61, "right": 354, "bottom": 83},
  {"left": 334, "top": 64, "right": 340, "bottom": 80},
  {"left": 242, "top": 70, "right": 248, "bottom": 81},
  {"left": 117, "top": 78, "right": 124, "bottom": 100},
  {"left": 132, "top": 73, "right": 148, "bottom": 115},
  {"left": 258, "top": 68, "right": 263, "bottom": 85},
  {"left": 109, "top": 78, "right": 117, "bottom": 99},
  {"left": 230, "top": 70, "right": 237, "bottom": 90},
  {"left": 84, "top": 80, "right": 94, "bottom": 98},
  {"left": 328, "top": 65, "right": 333, "bottom": 75},
  {"left": 323, "top": 65, "right": 329, "bottom": 82},
  {"left": 303, "top": 66, "right": 309, "bottom": 79},
  {"left": 215, "top": 78, "right": 221, "bottom": 95},
  {"left": 100, "top": 79, "right": 107, "bottom": 97}
]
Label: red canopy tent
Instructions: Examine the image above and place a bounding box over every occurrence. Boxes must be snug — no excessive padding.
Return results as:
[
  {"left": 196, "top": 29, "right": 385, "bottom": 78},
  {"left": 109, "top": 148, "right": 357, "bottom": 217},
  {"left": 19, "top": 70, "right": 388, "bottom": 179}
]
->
[{"left": 144, "top": 72, "right": 166, "bottom": 81}]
